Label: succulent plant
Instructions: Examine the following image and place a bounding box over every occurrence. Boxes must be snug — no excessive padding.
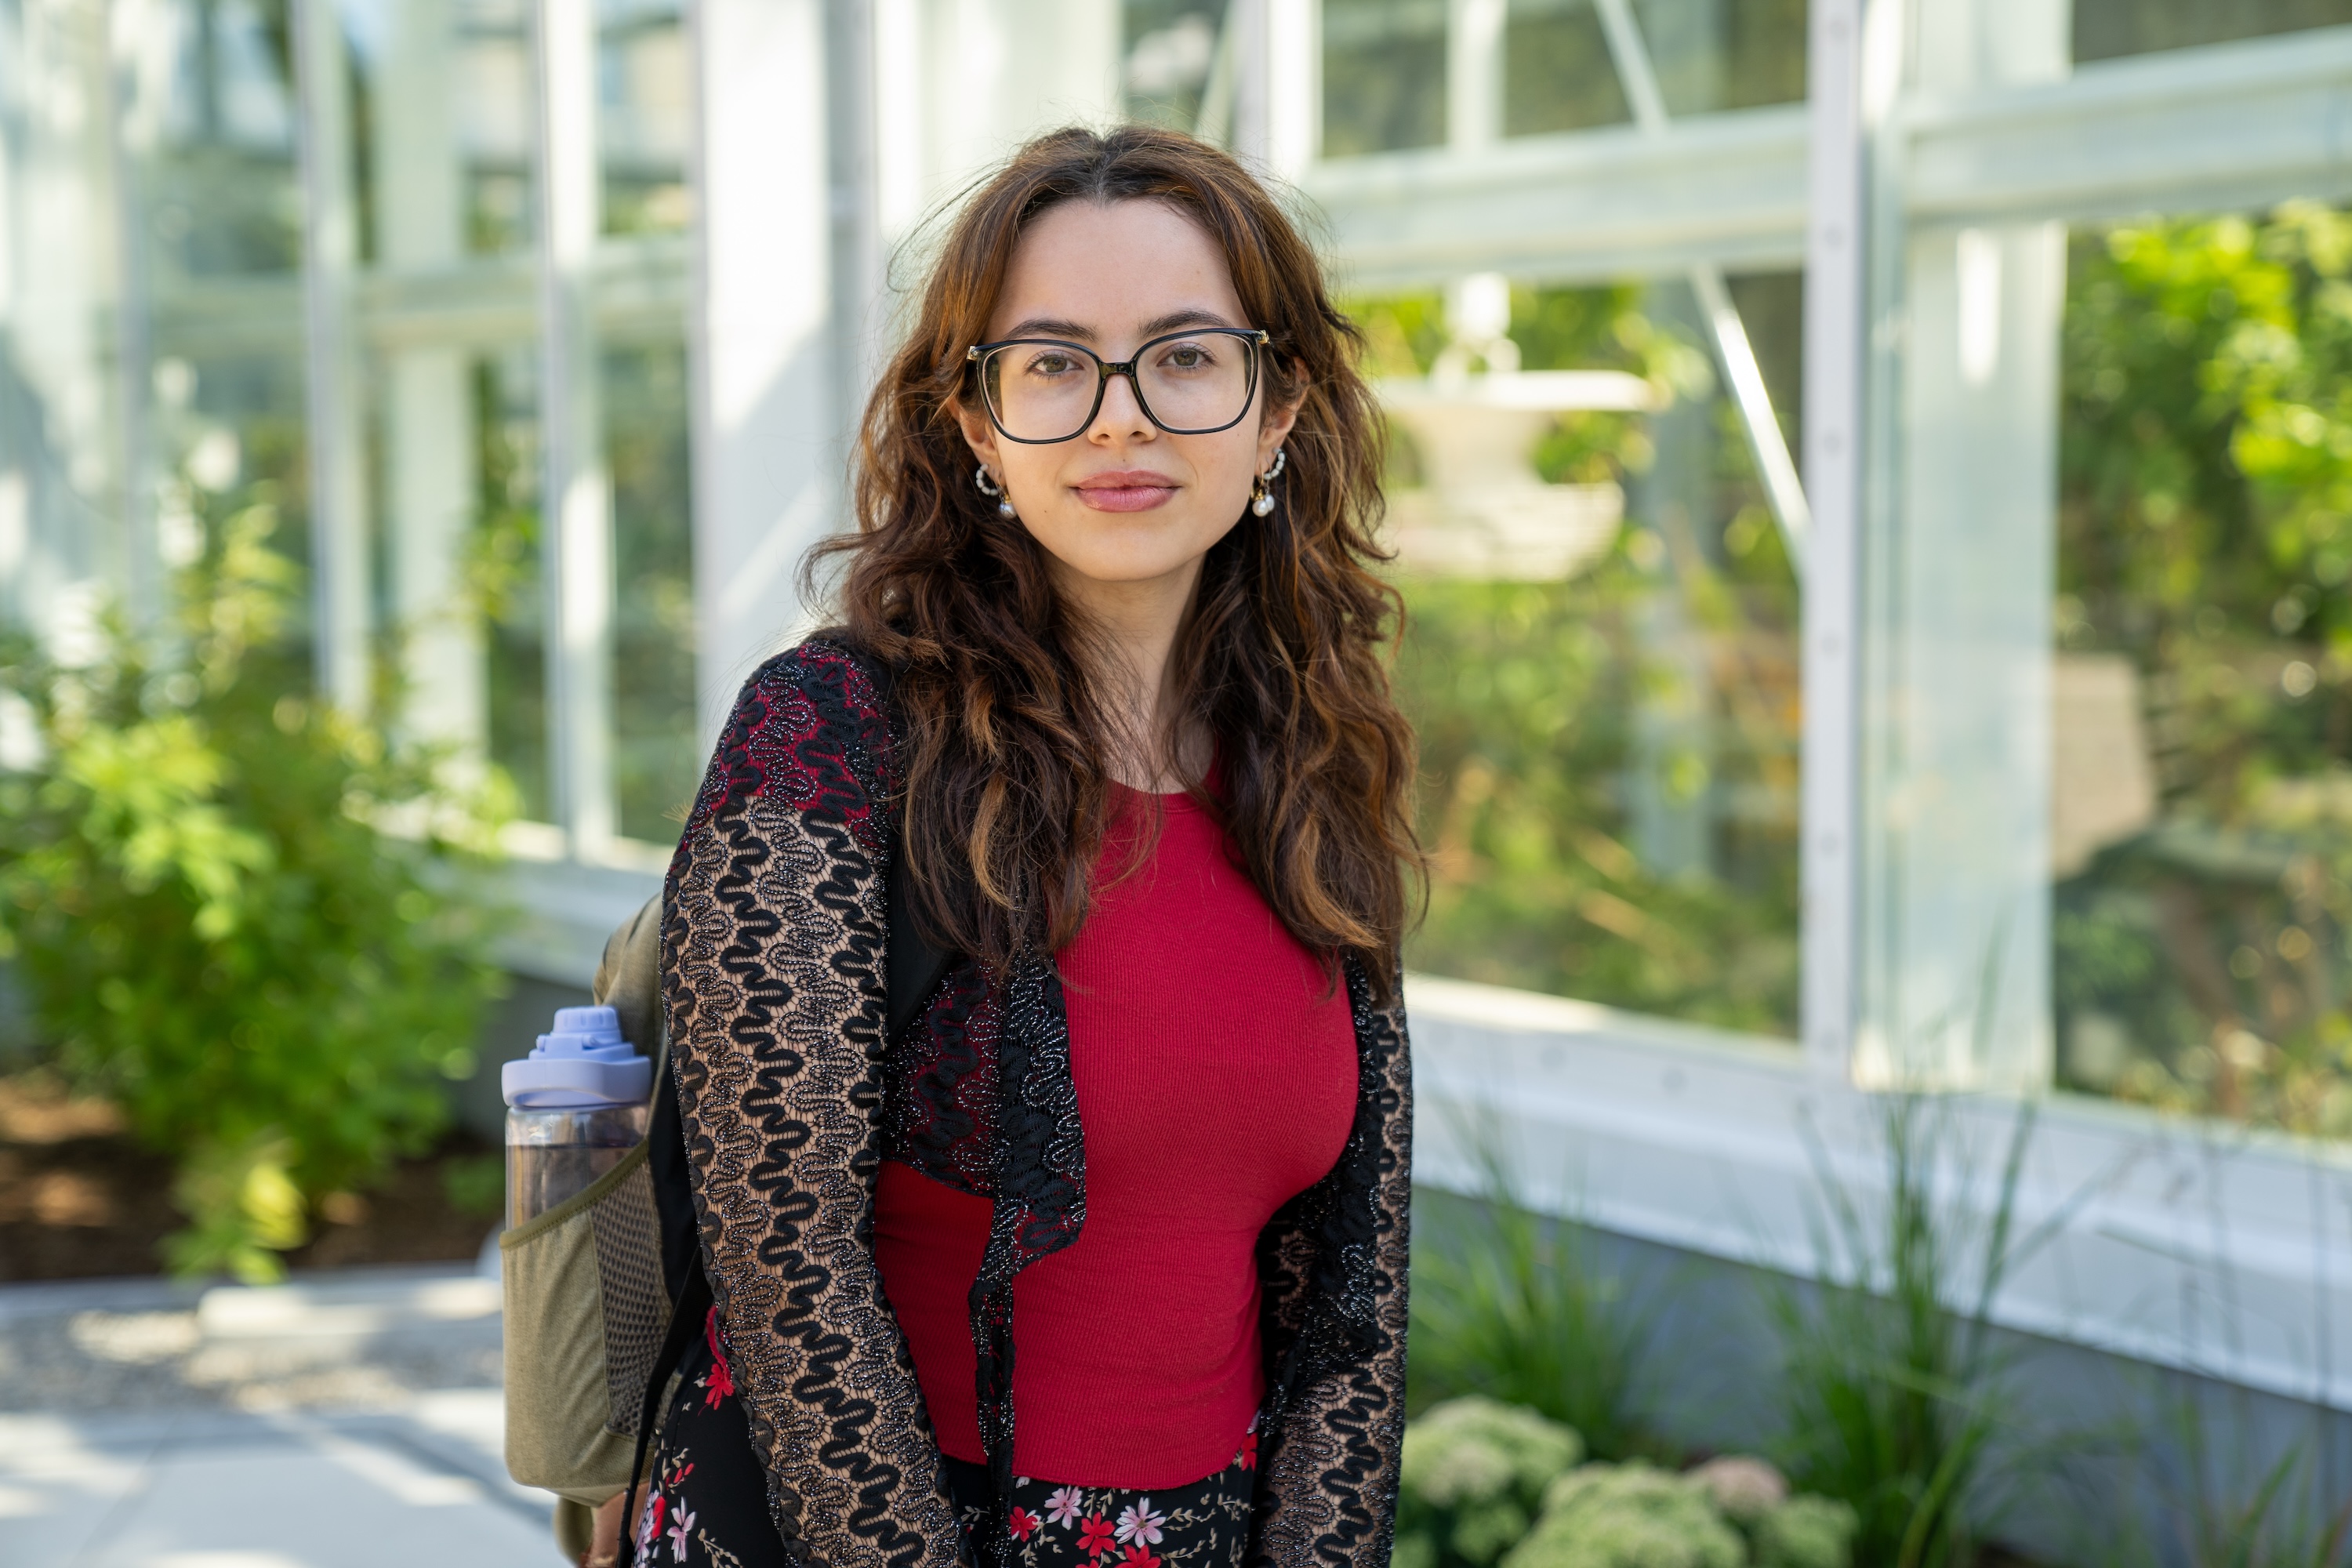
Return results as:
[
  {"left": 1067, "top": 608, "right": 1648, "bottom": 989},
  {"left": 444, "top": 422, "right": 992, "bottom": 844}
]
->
[
  {"left": 1396, "top": 1401, "right": 1853, "bottom": 1568},
  {"left": 1502, "top": 1462, "right": 1745, "bottom": 1568},
  {"left": 1399, "top": 1398, "right": 1586, "bottom": 1568},
  {"left": 1752, "top": 1496, "right": 1859, "bottom": 1568}
]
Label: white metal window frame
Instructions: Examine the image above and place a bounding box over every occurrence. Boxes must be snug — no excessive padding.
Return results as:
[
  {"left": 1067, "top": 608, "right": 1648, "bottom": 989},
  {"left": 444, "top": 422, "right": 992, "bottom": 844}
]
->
[{"left": 478, "top": 0, "right": 2352, "bottom": 1411}]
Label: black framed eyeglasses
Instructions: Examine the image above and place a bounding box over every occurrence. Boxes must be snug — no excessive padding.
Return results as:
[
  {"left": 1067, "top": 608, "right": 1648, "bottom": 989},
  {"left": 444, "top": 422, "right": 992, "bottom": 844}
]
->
[{"left": 965, "top": 328, "right": 1271, "bottom": 445}]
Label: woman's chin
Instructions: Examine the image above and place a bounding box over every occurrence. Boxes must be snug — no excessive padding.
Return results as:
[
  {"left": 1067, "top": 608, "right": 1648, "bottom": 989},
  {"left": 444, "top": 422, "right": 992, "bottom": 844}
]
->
[{"left": 1031, "top": 514, "right": 1237, "bottom": 591}]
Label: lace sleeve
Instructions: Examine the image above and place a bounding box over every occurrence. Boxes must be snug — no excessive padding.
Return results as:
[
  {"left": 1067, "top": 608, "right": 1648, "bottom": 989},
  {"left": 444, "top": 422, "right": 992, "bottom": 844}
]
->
[
  {"left": 661, "top": 644, "right": 962, "bottom": 1568},
  {"left": 1250, "top": 964, "right": 1413, "bottom": 1568}
]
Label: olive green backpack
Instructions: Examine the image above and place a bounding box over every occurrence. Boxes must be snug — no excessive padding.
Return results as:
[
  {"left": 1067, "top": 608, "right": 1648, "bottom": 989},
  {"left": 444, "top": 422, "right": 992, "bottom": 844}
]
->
[
  {"left": 499, "top": 897, "right": 671, "bottom": 1561},
  {"left": 500, "top": 871, "right": 954, "bottom": 1561}
]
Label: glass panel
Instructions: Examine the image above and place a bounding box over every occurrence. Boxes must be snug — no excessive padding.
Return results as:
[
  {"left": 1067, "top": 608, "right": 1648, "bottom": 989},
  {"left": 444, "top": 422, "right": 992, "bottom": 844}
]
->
[
  {"left": 604, "top": 336, "right": 695, "bottom": 845},
  {"left": 600, "top": 0, "right": 691, "bottom": 237},
  {"left": 1322, "top": 0, "right": 1448, "bottom": 158},
  {"left": 138, "top": 0, "right": 314, "bottom": 658},
  {"left": 2053, "top": 203, "right": 2352, "bottom": 1134},
  {"left": 1367, "top": 274, "right": 1802, "bottom": 1034},
  {"left": 475, "top": 347, "right": 551, "bottom": 823},
  {"left": 2074, "top": 0, "right": 2352, "bottom": 65},
  {"left": 1500, "top": 0, "right": 1804, "bottom": 140},
  {"left": 1632, "top": 0, "right": 1806, "bottom": 116},
  {"left": 1503, "top": 0, "right": 1629, "bottom": 137},
  {"left": 459, "top": 0, "right": 537, "bottom": 256},
  {"left": 1123, "top": 0, "right": 1232, "bottom": 132}
]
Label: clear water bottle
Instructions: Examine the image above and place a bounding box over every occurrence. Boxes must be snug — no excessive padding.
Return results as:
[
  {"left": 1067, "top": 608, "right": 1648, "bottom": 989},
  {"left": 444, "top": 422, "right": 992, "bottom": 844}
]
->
[{"left": 502, "top": 1005, "right": 654, "bottom": 1229}]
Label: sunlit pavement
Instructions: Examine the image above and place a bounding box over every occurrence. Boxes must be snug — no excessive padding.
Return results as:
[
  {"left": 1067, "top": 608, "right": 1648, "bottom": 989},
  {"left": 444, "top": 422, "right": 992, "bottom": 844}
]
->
[{"left": 0, "top": 1262, "right": 568, "bottom": 1566}]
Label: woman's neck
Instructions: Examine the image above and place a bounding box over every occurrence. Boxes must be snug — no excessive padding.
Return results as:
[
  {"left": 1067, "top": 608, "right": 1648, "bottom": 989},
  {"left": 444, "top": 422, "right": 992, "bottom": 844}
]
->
[{"left": 1048, "top": 554, "right": 1203, "bottom": 793}]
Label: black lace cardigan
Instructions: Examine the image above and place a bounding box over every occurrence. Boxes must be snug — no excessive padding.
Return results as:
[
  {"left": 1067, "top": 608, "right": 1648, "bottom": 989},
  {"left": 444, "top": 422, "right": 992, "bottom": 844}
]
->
[{"left": 652, "top": 638, "right": 1413, "bottom": 1568}]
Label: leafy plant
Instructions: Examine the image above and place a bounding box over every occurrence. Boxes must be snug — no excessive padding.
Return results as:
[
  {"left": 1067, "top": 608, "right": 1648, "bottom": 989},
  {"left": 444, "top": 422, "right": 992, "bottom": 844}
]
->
[
  {"left": 1410, "top": 1150, "right": 1658, "bottom": 1461},
  {"left": 0, "top": 486, "right": 507, "bottom": 1280},
  {"left": 1765, "top": 1094, "right": 2088, "bottom": 1568},
  {"left": 1397, "top": 1396, "right": 1585, "bottom": 1568}
]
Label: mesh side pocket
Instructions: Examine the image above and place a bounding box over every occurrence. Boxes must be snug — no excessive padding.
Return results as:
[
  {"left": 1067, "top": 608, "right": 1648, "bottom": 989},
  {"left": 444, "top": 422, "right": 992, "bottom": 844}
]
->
[{"left": 587, "top": 1154, "right": 667, "bottom": 1436}]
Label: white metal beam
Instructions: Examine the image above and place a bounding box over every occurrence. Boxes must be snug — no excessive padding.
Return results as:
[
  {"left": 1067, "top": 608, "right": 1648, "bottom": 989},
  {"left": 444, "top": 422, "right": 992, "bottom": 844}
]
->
[
  {"left": 1303, "top": 24, "right": 2352, "bottom": 292},
  {"left": 290, "top": 0, "right": 371, "bottom": 713},
  {"left": 684, "top": 0, "right": 841, "bottom": 752},
  {"left": 1303, "top": 107, "right": 1810, "bottom": 289},
  {"left": 1905, "top": 25, "right": 2352, "bottom": 226},
  {"left": 535, "top": 0, "right": 618, "bottom": 851},
  {"left": 1801, "top": 0, "right": 1865, "bottom": 1083},
  {"left": 376, "top": 0, "right": 484, "bottom": 768}
]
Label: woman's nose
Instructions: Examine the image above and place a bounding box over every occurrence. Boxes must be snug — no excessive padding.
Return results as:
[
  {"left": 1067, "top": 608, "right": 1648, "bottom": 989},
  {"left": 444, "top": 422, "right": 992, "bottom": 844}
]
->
[{"left": 1089, "top": 369, "right": 1156, "bottom": 441}]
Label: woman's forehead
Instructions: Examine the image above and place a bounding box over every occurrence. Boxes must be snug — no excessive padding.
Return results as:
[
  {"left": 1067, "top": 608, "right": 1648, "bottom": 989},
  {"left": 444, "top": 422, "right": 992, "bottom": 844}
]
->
[{"left": 989, "top": 199, "right": 1244, "bottom": 342}]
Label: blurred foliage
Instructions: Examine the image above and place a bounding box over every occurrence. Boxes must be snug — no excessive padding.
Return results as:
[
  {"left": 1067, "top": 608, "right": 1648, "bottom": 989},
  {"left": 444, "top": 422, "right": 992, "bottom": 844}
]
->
[
  {"left": 1399, "top": 1396, "right": 1585, "bottom": 1568},
  {"left": 1410, "top": 1168, "right": 1657, "bottom": 1463},
  {"left": 2057, "top": 201, "right": 2352, "bottom": 1133},
  {"left": 1352, "top": 282, "right": 1801, "bottom": 1034},
  {"left": 441, "top": 1151, "right": 508, "bottom": 1220},
  {"left": 468, "top": 354, "right": 553, "bottom": 823},
  {"left": 0, "top": 486, "right": 508, "bottom": 1281},
  {"left": 1395, "top": 1398, "right": 1855, "bottom": 1568},
  {"left": 605, "top": 339, "right": 701, "bottom": 843}
]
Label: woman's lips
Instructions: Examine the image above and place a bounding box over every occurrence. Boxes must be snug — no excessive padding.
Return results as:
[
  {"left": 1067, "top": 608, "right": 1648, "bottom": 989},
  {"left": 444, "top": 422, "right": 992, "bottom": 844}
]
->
[{"left": 1073, "top": 472, "right": 1179, "bottom": 512}]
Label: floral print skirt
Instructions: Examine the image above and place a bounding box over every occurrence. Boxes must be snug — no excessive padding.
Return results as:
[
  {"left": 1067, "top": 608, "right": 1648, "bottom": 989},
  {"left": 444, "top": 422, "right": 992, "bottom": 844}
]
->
[
  {"left": 938, "top": 1446, "right": 1254, "bottom": 1568},
  {"left": 635, "top": 1308, "right": 1256, "bottom": 1568}
]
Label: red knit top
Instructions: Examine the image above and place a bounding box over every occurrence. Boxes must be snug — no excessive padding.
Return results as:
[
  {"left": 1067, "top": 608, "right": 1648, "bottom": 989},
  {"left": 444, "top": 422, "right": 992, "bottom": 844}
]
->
[{"left": 872, "top": 785, "right": 1360, "bottom": 1488}]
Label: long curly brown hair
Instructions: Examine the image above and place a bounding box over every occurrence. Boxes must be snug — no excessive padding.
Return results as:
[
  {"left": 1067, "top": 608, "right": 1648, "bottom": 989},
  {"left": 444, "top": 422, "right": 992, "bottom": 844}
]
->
[{"left": 814, "top": 124, "right": 1421, "bottom": 999}]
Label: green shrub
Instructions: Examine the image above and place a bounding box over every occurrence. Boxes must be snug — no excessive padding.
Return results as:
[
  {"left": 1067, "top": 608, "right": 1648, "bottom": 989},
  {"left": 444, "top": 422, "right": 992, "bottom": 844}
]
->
[
  {"left": 1752, "top": 1496, "right": 1860, "bottom": 1568},
  {"left": 0, "top": 494, "right": 506, "bottom": 1280},
  {"left": 1504, "top": 1463, "right": 1745, "bottom": 1568},
  {"left": 1399, "top": 1397, "right": 1586, "bottom": 1568},
  {"left": 1399, "top": 1399, "right": 1856, "bottom": 1568}
]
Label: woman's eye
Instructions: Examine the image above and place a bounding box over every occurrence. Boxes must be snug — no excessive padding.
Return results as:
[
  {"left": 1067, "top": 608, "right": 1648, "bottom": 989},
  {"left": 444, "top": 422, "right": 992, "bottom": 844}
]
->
[
  {"left": 1025, "top": 353, "right": 1080, "bottom": 377},
  {"left": 1157, "top": 343, "right": 1215, "bottom": 371}
]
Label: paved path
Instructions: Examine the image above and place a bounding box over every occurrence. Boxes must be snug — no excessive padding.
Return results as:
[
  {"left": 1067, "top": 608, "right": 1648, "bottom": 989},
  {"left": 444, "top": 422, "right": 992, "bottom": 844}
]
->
[{"left": 0, "top": 1260, "right": 569, "bottom": 1566}]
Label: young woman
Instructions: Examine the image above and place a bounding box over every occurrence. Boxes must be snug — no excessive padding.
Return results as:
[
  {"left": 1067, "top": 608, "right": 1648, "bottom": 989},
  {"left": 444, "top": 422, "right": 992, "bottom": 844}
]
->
[{"left": 632, "top": 125, "right": 1420, "bottom": 1568}]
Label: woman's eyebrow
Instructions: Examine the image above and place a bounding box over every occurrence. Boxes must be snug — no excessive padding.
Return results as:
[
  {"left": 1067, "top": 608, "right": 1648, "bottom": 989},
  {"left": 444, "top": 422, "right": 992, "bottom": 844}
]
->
[
  {"left": 1137, "top": 309, "right": 1238, "bottom": 337},
  {"left": 1000, "top": 317, "right": 1096, "bottom": 341},
  {"left": 993, "top": 309, "right": 1240, "bottom": 343}
]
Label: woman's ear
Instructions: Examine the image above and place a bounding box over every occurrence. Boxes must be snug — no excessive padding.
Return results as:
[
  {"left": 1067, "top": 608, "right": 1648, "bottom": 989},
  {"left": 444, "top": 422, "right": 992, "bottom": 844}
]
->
[
  {"left": 1258, "top": 383, "right": 1305, "bottom": 472},
  {"left": 953, "top": 399, "right": 1003, "bottom": 478}
]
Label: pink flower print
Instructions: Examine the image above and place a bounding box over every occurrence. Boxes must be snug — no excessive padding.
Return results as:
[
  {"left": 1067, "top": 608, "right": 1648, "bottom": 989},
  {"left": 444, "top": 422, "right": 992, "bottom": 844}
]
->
[
  {"left": 1120, "top": 1547, "right": 1163, "bottom": 1568},
  {"left": 1009, "top": 1507, "right": 1042, "bottom": 1541},
  {"left": 699, "top": 1307, "right": 736, "bottom": 1406},
  {"left": 635, "top": 1494, "right": 666, "bottom": 1559},
  {"left": 1044, "top": 1486, "right": 1086, "bottom": 1527},
  {"left": 666, "top": 1502, "right": 698, "bottom": 1562},
  {"left": 1115, "top": 1500, "right": 1165, "bottom": 1547},
  {"left": 1078, "top": 1514, "right": 1117, "bottom": 1559}
]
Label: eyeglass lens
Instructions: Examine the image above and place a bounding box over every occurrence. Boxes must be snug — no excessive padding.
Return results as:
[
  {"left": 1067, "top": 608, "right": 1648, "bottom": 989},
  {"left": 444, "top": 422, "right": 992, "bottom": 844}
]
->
[{"left": 982, "top": 333, "right": 1254, "bottom": 442}]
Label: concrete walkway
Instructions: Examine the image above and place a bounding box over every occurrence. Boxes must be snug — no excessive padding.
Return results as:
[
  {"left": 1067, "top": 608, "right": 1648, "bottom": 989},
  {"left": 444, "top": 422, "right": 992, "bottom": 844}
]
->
[{"left": 0, "top": 1261, "right": 570, "bottom": 1567}]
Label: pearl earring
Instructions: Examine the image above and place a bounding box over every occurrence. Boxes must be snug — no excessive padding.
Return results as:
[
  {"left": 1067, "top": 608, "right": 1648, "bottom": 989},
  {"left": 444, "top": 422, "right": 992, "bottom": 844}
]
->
[
  {"left": 974, "top": 463, "right": 1016, "bottom": 519},
  {"left": 1250, "top": 447, "right": 1287, "bottom": 517}
]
